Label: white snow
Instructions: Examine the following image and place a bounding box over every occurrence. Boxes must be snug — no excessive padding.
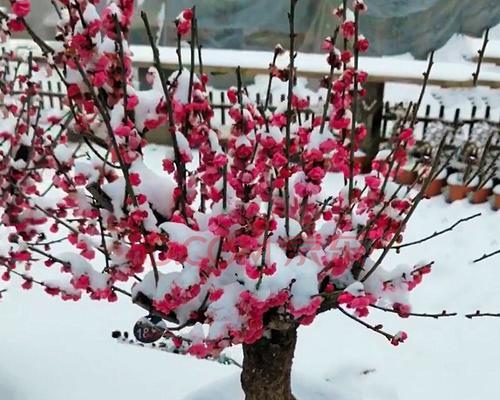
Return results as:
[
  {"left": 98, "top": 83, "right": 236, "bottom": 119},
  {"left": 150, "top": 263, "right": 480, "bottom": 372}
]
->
[
  {"left": 447, "top": 172, "right": 480, "bottom": 187},
  {"left": 53, "top": 144, "right": 73, "bottom": 165},
  {"left": 7, "top": 38, "right": 500, "bottom": 88},
  {"left": 435, "top": 168, "right": 448, "bottom": 181},
  {"left": 128, "top": 45, "right": 500, "bottom": 87},
  {"left": 183, "top": 372, "right": 387, "bottom": 400},
  {"left": 129, "top": 158, "right": 176, "bottom": 218}
]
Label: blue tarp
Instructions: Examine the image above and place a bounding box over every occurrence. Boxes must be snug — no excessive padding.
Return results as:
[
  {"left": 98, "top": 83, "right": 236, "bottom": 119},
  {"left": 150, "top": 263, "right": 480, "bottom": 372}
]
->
[{"left": 155, "top": 0, "right": 500, "bottom": 58}]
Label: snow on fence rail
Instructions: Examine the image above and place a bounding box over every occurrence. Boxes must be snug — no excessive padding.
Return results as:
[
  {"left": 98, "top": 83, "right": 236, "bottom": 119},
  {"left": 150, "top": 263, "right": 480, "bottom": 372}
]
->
[
  {"left": 470, "top": 38, "right": 500, "bottom": 66},
  {"left": 5, "top": 38, "right": 500, "bottom": 87},
  {"left": 130, "top": 44, "right": 500, "bottom": 89},
  {"left": 1, "top": 39, "right": 500, "bottom": 149}
]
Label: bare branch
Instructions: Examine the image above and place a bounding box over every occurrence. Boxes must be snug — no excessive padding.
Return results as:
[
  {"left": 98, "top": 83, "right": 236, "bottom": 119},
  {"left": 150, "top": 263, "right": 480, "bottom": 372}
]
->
[
  {"left": 284, "top": 0, "right": 298, "bottom": 237},
  {"left": 113, "top": 15, "right": 133, "bottom": 122},
  {"left": 193, "top": 16, "right": 203, "bottom": 75},
  {"left": 361, "top": 133, "right": 449, "bottom": 282},
  {"left": 465, "top": 311, "right": 500, "bottom": 319},
  {"left": 391, "top": 213, "right": 481, "bottom": 251},
  {"left": 411, "top": 51, "right": 434, "bottom": 128},
  {"left": 87, "top": 182, "right": 114, "bottom": 212},
  {"left": 112, "top": 286, "right": 132, "bottom": 298},
  {"left": 473, "top": 249, "right": 500, "bottom": 263},
  {"left": 348, "top": 8, "right": 360, "bottom": 204},
  {"left": 72, "top": 58, "right": 138, "bottom": 208},
  {"left": 371, "top": 304, "right": 457, "bottom": 319},
  {"left": 257, "top": 174, "right": 275, "bottom": 290},
  {"left": 317, "top": 290, "right": 342, "bottom": 314},
  {"left": 464, "top": 131, "right": 495, "bottom": 186},
  {"left": 473, "top": 28, "right": 490, "bottom": 86},
  {"left": 319, "top": 26, "right": 340, "bottom": 134},
  {"left": 141, "top": 11, "right": 189, "bottom": 221},
  {"left": 338, "top": 306, "right": 396, "bottom": 342}
]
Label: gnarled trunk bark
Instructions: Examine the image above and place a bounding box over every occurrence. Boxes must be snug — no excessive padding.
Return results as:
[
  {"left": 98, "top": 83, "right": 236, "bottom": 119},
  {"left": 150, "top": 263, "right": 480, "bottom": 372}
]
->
[{"left": 241, "top": 328, "right": 297, "bottom": 400}]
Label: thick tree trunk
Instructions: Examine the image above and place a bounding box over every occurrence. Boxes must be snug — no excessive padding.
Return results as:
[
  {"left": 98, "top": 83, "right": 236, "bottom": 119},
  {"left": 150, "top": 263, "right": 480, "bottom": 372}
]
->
[{"left": 241, "top": 328, "right": 297, "bottom": 400}]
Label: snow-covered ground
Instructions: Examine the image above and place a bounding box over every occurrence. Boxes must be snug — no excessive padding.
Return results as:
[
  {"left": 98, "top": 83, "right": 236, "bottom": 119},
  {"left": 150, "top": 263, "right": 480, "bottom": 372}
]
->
[{"left": 1, "top": 144, "right": 499, "bottom": 400}]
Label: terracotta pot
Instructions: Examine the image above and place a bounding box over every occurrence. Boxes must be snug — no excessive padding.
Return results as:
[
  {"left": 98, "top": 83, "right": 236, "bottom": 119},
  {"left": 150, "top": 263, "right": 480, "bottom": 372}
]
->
[
  {"left": 425, "top": 178, "right": 445, "bottom": 198},
  {"left": 492, "top": 193, "right": 500, "bottom": 211},
  {"left": 446, "top": 184, "right": 472, "bottom": 203},
  {"left": 396, "top": 169, "right": 418, "bottom": 185},
  {"left": 469, "top": 187, "right": 492, "bottom": 204}
]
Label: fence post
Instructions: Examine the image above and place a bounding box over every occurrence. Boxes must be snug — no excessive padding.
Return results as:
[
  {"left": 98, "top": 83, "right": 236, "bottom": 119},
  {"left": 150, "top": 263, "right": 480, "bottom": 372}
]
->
[{"left": 360, "top": 82, "right": 385, "bottom": 170}]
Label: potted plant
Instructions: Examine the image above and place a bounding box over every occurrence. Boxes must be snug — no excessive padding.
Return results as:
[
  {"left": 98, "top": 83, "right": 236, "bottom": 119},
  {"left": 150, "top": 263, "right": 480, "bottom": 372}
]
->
[
  {"left": 412, "top": 142, "right": 448, "bottom": 197},
  {"left": 426, "top": 168, "right": 448, "bottom": 197},
  {"left": 469, "top": 179, "right": 494, "bottom": 204},
  {"left": 492, "top": 184, "right": 500, "bottom": 210},
  {"left": 446, "top": 137, "right": 498, "bottom": 203},
  {"left": 445, "top": 142, "right": 478, "bottom": 203},
  {"left": 395, "top": 161, "right": 418, "bottom": 185}
]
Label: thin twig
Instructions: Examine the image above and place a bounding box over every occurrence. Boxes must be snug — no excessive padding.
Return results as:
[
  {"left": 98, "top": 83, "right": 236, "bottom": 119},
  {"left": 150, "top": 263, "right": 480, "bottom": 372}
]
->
[
  {"left": 176, "top": 33, "right": 183, "bottom": 71},
  {"left": 371, "top": 304, "right": 457, "bottom": 319},
  {"left": 465, "top": 311, "right": 500, "bottom": 319},
  {"left": 348, "top": 8, "right": 360, "bottom": 204},
  {"left": 338, "top": 307, "right": 395, "bottom": 342},
  {"left": 391, "top": 213, "right": 481, "bottom": 251},
  {"left": 473, "top": 28, "right": 490, "bottom": 86},
  {"left": 193, "top": 17, "right": 203, "bottom": 75},
  {"left": 319, "top": 27, "right": 340, "bottom": 134},
  {"left": 264, "top": 48, "right": 280, "bottom": 112},
  {"left": 112, "top": 286, "right": 132, "bottom": 298},
  {"left": 142, "top": 11, "right": 189, "bottom": 221},
  {"left": 284, "top": 0, "right": 298, "bottom": 237},
  {"left": 411, "top": 51, "right": 434, "bottom": 128},
  {"left": 361, "top": 133, "right": 449, "bottom": 282},
  {"left": 114, "top": 15, "right": 133, "bottom": 123},
  {"left": 96, "top": 204, "right": 111, "bottom": 273},
  {"left": 187, "top": 6, "right": 196, "bottom": 103},
  {"left": 473, "top": 249, "right": 500, "bottom": 263},
  {"left": 256, "top": 175, "right": 275, "bottom": 290}
]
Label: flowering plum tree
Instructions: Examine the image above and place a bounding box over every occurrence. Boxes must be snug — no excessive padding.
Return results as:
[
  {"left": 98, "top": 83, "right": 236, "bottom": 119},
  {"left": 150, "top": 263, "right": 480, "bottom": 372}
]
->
[{"left": 0, "top": 1, "right": 463, "bottom": 399}]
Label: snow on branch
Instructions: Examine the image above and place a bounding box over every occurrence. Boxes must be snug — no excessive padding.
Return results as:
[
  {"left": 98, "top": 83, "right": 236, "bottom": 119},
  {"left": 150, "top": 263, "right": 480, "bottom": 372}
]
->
[{"left": 0, "top": 0, "right": 482, "bottom": 359}]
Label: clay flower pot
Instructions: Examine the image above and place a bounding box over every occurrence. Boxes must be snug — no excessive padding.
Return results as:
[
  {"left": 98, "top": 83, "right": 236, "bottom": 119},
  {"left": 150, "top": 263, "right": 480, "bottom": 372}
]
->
[
  {"left": 425, "top": 169, "right": 447, "bottom": 198},
  {"left": 446, "top": 173, "right": 477, "bottom": 203},
  {"left": 425, "top": 178, "right": 445, "bottom": 197},
  {"left": 469, "top": 181, "right": 493, "bottom": 204},
  {"left": 492, "top": 185, "right": 500, "bottom": 211},
  {"left": 469, "top": 187, "right": 492, "bottom": 204},
  {"left": 446, "top": 185, "right": 470, "bottom": 202},
  {"left": 396, "top": 168, "right": 418, "bottom": 185}
]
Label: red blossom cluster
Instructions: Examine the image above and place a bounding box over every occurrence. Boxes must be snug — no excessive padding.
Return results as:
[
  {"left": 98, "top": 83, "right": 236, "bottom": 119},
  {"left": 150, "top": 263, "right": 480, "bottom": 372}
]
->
[{"left": 0, "top": 0, "right": 446, "bottom": 356}]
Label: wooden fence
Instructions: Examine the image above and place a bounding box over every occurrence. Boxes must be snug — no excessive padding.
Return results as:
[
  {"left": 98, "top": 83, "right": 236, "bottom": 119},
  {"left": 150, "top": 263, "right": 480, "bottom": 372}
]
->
[
  {"left": 1, "top": 50, "right": 499, "bottom": 149},
  {"left": 3, "top": 79, "right": 500, "bottom": 147},
  {"left": 381, "top": 102, "right": 500, "bottom": 142}
]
